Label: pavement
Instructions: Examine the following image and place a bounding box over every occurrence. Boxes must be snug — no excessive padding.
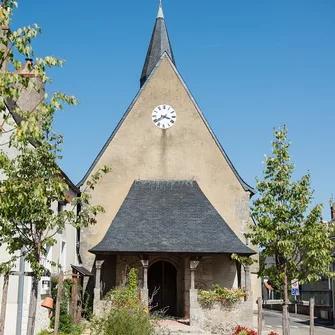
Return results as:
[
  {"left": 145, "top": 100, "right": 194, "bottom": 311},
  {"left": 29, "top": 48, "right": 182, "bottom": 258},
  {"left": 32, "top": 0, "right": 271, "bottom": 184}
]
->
[{"left": 263, "top": 309, "right": 335, "bottom": 335}]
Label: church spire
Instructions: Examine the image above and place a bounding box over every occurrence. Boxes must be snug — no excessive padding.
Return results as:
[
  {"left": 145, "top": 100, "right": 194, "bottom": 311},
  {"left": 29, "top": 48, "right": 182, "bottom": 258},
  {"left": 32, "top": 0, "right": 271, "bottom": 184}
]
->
[{"left": 140, "top": 0, "right": 175, "bottom": 87}]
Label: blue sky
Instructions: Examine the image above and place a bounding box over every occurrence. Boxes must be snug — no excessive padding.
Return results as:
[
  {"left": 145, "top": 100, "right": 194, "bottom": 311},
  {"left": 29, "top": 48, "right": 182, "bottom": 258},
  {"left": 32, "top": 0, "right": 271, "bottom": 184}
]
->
[{"left": 13, "top": 1, "right": 335, "bottom": 218}]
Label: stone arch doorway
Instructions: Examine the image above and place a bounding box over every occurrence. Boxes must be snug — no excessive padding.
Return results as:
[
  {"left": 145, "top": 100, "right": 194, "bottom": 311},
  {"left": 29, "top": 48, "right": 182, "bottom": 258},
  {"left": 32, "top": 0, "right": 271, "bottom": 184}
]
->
[{"left": 148, "top": 260, "right": 177, "bottom": 316}]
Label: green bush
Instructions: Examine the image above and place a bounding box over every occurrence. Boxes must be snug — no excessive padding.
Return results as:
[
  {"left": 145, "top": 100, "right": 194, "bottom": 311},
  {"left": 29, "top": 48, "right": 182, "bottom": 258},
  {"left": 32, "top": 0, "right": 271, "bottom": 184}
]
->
[
  {"left": 198, "top": 284, "right": 247, "bottom": 307},
  {"left": 37, "top": 328, "right": 83, "bottom": 335},
  {"left": 90, "top": 306, "right": 155, "bottom": 335},
  {"left": 90, "top": 268, "right": 156, "bottom": 335}
]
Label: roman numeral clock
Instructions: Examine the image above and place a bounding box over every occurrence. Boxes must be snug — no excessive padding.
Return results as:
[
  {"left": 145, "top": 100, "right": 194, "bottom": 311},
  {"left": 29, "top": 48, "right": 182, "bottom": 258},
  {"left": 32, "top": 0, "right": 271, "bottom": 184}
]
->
[{"left": 152, "top": 104, "right": 177, "bottom": 129}]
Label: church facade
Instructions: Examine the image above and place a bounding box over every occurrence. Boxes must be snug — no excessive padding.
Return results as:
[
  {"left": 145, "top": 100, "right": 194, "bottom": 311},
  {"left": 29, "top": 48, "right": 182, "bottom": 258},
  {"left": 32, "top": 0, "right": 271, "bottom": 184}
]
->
[{"left": 79, "top": 1, "right": 260, "bottom": 319}]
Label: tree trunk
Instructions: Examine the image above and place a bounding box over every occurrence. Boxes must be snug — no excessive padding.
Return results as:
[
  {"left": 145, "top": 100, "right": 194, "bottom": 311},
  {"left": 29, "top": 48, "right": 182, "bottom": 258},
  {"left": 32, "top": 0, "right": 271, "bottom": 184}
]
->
[
  {"left": 0, "top": 274, "right": 9, "bottom": 335},
  {"left": 26, "top": 275, "right": 39, "bottom": 335},
  {"left": 282, "top": 274, "right": 290, "bottom": 335},
  {"left": 54, "top": 271, "right": 64, "bottom": 335}
]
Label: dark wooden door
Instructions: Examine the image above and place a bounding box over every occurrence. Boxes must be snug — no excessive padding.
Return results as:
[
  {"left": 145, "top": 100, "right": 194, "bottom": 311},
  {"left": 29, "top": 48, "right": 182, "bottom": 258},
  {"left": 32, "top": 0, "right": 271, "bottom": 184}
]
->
[{"left": 148, "top": 261, "right": 177, "bottom": 316}]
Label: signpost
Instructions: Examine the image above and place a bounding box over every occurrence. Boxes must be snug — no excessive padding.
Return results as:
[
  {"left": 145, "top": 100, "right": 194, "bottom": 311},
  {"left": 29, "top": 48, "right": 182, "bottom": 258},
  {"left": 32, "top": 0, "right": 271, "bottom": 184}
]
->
[
  {"left": 291, "top": 279, "right": 300, "bottom": 296},
  {"left": 291, "top": 279, "right": 299, "bottom": 314}
]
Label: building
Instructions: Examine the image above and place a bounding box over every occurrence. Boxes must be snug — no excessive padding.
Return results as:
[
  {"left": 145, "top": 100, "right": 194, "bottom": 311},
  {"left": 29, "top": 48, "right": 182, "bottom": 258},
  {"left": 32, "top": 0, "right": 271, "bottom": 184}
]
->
[
  {"left": 0, "top": 60, "right": 80, "bottom": 334},
  {"left": 78, "top": 1, "right": 261, "bottom": 322}
]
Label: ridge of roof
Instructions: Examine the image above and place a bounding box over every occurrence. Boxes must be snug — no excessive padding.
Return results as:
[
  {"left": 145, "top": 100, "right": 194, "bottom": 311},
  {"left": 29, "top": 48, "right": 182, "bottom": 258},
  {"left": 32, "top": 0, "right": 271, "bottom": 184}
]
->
[{"left": 77, "top": 53, "right": 255, "bottom": 195}]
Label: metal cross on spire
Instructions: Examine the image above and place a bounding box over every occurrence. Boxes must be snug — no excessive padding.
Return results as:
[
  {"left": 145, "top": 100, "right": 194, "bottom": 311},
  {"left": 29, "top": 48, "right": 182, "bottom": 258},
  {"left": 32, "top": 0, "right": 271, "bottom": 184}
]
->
[{"left": 157, "top": 0, "right": 164, "bottom": 18}]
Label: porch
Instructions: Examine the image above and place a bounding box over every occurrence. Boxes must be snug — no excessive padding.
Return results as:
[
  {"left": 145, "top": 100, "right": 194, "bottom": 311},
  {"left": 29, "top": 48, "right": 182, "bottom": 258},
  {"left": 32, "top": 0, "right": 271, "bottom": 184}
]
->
[{"left": 92, "top": 253, "right": 253, "bottom": 323}]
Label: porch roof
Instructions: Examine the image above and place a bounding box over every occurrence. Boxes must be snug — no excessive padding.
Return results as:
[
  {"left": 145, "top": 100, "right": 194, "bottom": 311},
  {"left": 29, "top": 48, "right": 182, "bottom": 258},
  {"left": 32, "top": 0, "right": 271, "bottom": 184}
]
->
[{"left": 90, "top": 180, "right": 256, "bottom": 256}]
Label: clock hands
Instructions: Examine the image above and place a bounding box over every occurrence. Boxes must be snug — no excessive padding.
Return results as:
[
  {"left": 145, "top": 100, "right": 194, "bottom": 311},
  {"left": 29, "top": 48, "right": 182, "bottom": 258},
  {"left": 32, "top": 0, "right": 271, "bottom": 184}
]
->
[
  {"left": 155, "top": 115, "right": 165, "bottom": 123},
  {"left": 155, "top": 114, "right": 170, "bottom": 123}
]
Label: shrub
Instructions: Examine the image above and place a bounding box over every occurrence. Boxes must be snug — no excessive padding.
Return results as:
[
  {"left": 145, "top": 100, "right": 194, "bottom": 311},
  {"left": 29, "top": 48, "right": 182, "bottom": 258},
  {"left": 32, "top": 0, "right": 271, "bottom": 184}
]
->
[
  {"left": 37, "top": 329, "right": 83, "bottom": 335},
  {"left": 90, "top": 268, "right": 156, "bottom": 335},
  {"left": 90, "top": 305, "right": 155, "bottom": 335},
  {"left": 198, "top": 285, "right": 247, "bottom": 307}
]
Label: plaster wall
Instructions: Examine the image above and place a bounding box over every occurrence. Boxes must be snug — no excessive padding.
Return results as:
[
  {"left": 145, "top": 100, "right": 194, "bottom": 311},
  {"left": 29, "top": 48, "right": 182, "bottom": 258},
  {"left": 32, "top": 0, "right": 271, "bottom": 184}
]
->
[
  {"left": 80, "top": 56, "right": 253, "bottom": 274},
  {"left": 213, "top": 255, "right": 238, "bottom": 289}
]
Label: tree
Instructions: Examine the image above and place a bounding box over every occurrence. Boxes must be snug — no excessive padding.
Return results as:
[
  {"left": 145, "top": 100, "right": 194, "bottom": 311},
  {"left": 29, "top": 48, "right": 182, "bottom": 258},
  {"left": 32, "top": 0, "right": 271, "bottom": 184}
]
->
[
  {"left": 0, "top": 2, "right": 109, "bottom": 335},
  {"left": 246, "top": 125, "right": 335, "bottom": 335}
]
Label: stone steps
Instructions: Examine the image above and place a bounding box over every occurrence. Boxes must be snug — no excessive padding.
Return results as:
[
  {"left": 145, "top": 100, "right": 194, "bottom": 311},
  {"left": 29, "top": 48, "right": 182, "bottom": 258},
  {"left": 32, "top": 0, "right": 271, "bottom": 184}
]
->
[
  {"left": 168, "top": 329, "right": 203, "bottom": 334},
  {"left": 158, "top": 320, "right": 204, "bottom": 334}
]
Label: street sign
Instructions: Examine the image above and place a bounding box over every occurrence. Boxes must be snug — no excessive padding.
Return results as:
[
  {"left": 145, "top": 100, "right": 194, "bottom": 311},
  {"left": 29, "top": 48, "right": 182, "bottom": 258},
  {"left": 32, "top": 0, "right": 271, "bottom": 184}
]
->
[
  {"left": 291, "top": 288, "right": 299, "bottom": 296},
  {"left": 291, "top": 279, "right": 300, "bottom": 296}
]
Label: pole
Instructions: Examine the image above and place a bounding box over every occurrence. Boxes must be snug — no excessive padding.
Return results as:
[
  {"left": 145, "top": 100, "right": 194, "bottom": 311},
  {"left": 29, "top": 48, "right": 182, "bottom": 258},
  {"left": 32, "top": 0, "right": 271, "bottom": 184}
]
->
[
  {"left": 54, "top": 272, "right": 64, "bottom": 335},
  {"left": 309, "top": 297, "right": 314, "bottom": 335},
  {"left": 16, "top": 248, "right": 25, "bottom": 335},
  {"left": 257, "top": 297, "right": 262, "bottom": 335},
  {"left": 294, "top": 295, "right": 297, "bottom": 314},
  {"left": 0, "top": 274, "right": 9, "bottom": 335}
]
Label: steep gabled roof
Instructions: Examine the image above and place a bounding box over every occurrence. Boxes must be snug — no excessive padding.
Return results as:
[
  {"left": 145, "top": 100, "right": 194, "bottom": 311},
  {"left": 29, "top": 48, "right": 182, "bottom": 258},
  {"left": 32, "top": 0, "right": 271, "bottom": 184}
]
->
[
  {"left": 78, "top": 53, "right": 255, "bottom": 195},
  {"left": 140, "top": 1, "right": 175, "bottom": 87},
  {"left": 90, "top": 180, "right": 255, "bottom": 255}
]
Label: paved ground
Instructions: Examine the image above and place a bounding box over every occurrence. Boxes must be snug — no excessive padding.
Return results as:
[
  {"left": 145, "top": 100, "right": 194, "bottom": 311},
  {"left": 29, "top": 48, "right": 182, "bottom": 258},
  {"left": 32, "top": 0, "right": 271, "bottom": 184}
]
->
[{"left": 263, "top": 309, "right": 335, "bottom": 335}]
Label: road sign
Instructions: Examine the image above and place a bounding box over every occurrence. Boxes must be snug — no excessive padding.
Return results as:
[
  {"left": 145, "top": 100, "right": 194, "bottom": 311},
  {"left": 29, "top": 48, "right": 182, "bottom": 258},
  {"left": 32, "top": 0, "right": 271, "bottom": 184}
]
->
[
  {"left": 291, "top": 279, "right": 299, "bottom": 296},
  {"left": 291, "top": 287, "right": 299, "bottom": 296}
]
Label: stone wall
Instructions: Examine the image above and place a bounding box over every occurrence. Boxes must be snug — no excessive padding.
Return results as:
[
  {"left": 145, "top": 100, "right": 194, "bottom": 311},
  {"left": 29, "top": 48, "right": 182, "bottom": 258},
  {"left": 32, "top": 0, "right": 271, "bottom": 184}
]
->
[
  {"left": 115, "top": 255, "right": 143, "bottom": 286},
  {"left": 195, "top": 257, "right": 213, "bottom": 290},
  {"left": 190, "top": 289, "right": 254, "bottom": 335}
]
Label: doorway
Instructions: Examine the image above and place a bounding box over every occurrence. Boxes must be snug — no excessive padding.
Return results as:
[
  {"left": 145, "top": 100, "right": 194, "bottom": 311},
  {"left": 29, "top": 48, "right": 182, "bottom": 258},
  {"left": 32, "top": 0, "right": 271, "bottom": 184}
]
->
[{"left": 148, "top": 260, "right": 177, "bottom": 316}]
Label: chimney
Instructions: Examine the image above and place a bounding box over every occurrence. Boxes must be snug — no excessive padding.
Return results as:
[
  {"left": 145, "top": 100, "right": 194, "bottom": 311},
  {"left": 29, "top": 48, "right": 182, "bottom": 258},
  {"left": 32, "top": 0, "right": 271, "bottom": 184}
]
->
[
  {"left": 331, "top": 205, "right": 335, "bottom": 220},
  {"left": 19, "top": 58, "right": 35, "bottom": 77},
  {"left": 16, "top": 58, "right": 45, "bottom": 113}
]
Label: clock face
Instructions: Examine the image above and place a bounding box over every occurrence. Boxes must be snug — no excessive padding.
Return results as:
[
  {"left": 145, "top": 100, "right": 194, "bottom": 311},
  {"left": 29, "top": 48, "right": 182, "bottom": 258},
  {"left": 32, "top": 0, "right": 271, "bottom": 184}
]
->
[{"left": 152, "top": 104, "right": 177, "bottom": 129}]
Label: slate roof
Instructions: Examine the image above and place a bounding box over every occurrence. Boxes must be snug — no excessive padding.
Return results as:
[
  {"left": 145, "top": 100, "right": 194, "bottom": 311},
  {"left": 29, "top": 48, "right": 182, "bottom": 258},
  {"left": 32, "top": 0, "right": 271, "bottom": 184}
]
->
[
  {"left": 71, "top": 265, "right": 93, "bottom": 277},
  {"left": 140, "top": 2, "right": 175, "bottom": 87},
  {"left": 90, "top": 180, "right": 255, "bottom": 255}
]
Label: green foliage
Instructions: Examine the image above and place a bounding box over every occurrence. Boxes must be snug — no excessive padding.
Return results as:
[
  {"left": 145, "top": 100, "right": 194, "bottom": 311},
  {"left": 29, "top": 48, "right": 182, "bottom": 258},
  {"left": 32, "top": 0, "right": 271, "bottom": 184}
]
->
[
  {"left": 0, "top": 0, "right": 110, "bottom": 280},
  {"left": 0, "top": 1, "right": 110, "bottom": 333},
  {"left": 37, "top": 329, "right": 83, "bottom": 335},
  {"left": 198, "top": 285, "right": 247, "bottom": 308},
  {"left": 90, "top": 307, "right": 155, "bottom": 335},
  {"left": 91, "top": 268, "right": 156, "bottom": 335},
  {"left": 231, "top": 254, "right": 256, "bottom": 270},
  {"left": 108, "top": 268, "right": 140, "bottom": 309},
  {"left": 49, "top": 277, "right": 83, "bottom": 334},
  {"left": 246, "top": 125, "right": 335, "bottom": 293}
]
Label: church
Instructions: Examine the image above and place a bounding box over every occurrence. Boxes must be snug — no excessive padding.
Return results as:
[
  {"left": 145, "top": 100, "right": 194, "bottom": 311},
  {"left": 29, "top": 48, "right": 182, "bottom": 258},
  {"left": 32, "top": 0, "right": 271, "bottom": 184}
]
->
[{"left": 78, "top": 1, "right": 260, "bottom": 321}]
